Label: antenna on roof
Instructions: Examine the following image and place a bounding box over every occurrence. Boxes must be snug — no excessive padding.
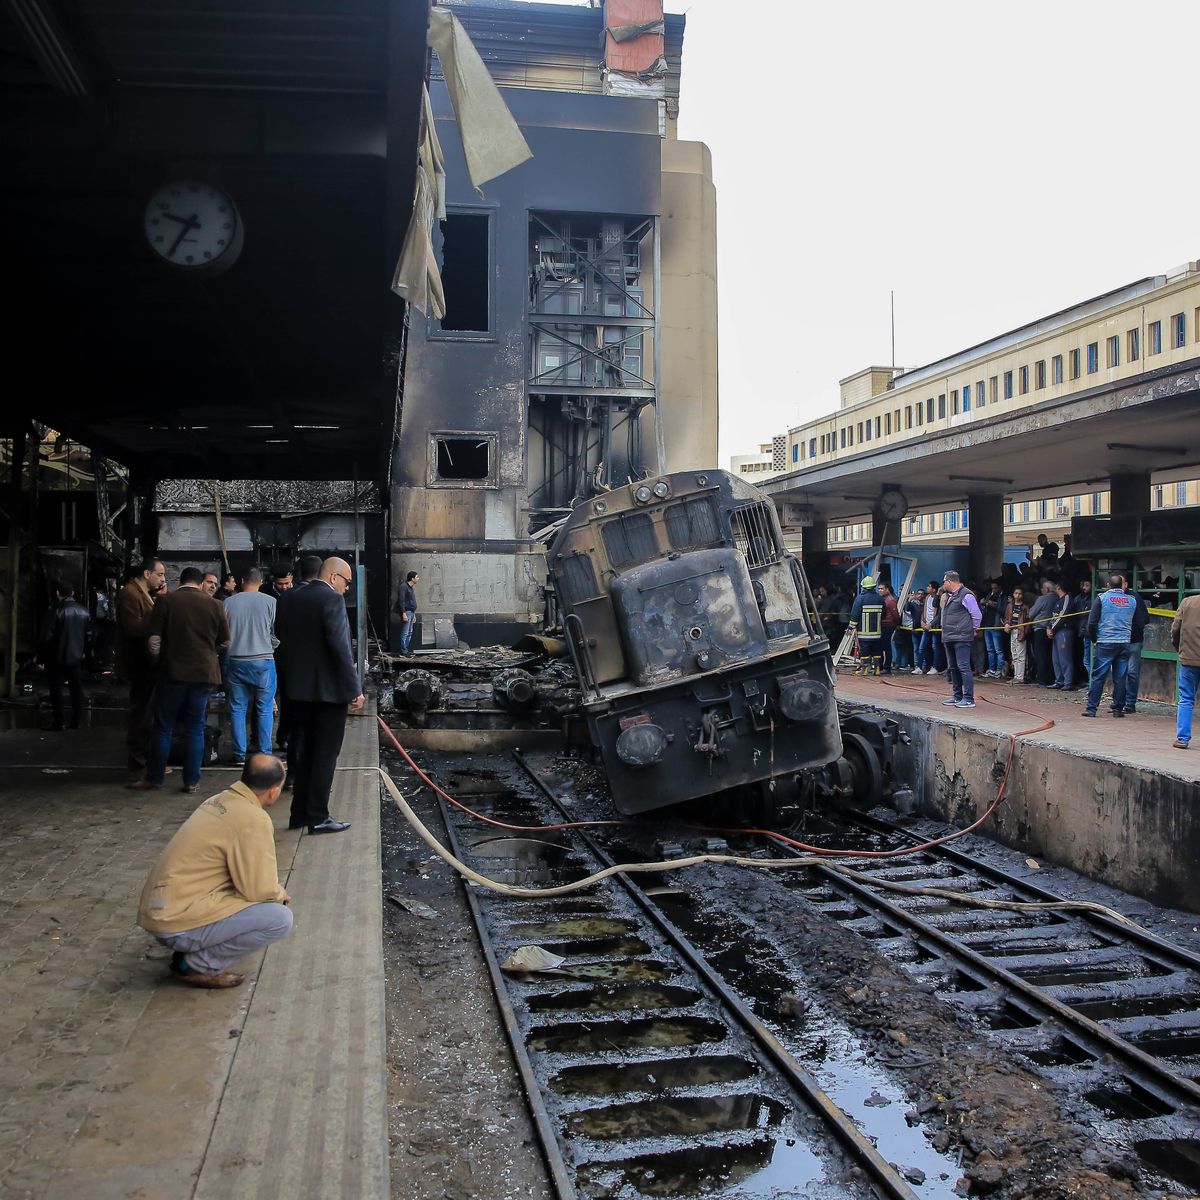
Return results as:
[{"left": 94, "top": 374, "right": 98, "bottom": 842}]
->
[{"left": 890, "top": 290, "right": 896, "bottom": 372}]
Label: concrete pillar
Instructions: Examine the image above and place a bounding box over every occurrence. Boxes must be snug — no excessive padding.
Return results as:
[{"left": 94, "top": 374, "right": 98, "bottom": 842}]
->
[
  {"left": 803, "top": 519, "right": 828, "bottom": 557},
  {"left": 1109, "top": 471, "right": 1151, "bottom": 516},
  {"left": 872, "top": 513, "right": 901, "bottom": 548},
  {"left": 968, "top": 493, "right": 1005, "bottom": 583}
]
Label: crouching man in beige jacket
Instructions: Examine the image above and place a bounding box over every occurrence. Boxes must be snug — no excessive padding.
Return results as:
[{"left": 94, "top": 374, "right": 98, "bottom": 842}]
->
[{"left": 138, "top": 753, "right": 293, "bottom": 988}]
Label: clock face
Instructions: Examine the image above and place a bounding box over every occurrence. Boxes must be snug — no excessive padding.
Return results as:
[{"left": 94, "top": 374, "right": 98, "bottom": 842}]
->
[
  {"left": 878, "top": 488, "right": 909, "bottom": 520},
  {"left": 142, "top": 181, "right": 241, "bottom": 270}
]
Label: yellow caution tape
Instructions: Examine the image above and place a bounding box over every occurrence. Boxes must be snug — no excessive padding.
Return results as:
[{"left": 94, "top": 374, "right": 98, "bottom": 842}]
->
[{"left": 832, "top": 604, "right": 1181, "bottom": 634}]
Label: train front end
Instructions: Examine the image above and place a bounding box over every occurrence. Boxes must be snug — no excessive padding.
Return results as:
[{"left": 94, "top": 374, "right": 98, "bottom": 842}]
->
[{"left": 548, "top": 470, "right": 841, "bottom": 815}]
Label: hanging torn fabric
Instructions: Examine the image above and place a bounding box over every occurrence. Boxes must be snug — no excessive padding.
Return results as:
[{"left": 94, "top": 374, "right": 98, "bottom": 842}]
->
[
  {"left": 426, "top": 8, "right": 533, "bottom": 196},
  {"left": 391, "top": 86, "right": 447, "bottom": 317}
]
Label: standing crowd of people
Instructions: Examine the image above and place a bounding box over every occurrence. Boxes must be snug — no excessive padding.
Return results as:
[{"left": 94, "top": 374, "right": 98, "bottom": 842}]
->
[
  {"left": 817, "top": 533, "right": 1199, "bottom": 745},
  {"left": 100, "top": 553, "right": 364, "bottom": 832}
]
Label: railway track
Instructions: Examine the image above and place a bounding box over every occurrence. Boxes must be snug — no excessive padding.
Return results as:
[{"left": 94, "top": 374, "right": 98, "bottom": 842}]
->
[
  {"left": 425, "top": 754, "right": 932, "bottom": 1200},
  {"left": 771, "top": 808, "right": 1200, "bottom": 1188},
  {"left": 386, "top": 743, "right": 1200, "bottom": 1197}
]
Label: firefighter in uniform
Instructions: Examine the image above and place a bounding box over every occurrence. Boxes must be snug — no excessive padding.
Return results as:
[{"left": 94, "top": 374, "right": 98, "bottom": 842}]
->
[{"left": 849, "top": 575, "right": 884, "bottom": 676}]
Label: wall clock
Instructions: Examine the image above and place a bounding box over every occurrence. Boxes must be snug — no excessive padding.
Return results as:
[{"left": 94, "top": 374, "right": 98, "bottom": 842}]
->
[{"left": 142, "top": 181, "right": 243, "bottom": 274}]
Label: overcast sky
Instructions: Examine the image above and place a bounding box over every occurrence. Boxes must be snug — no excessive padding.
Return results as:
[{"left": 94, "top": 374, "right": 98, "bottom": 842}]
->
[{"left": 526, "top": 0, "right": 1200, "bottom": 464}]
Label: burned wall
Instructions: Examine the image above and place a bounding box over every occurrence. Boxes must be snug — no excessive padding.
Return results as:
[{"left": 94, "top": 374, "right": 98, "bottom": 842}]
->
[{"left": 391, "top": 83, "right": 662, "bottom": 644}]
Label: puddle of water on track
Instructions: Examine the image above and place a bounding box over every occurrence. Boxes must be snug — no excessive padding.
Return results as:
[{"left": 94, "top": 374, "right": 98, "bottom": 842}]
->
[
  {"left": 576, "top": 1136, "right": 831, "bottom": 1199},
  {"left": 529, "top": 1016, "right": 727, "bottom": 1055},
  {"left": 1084, "top": 1079, "right": 1175, "bottom": 1120},
  {"left": 638, "top": 892, "right": 964, "bottom": 1196},
  {"left": 540, "top": 961, "right": 678, "bottom": 983},
  {"left": 1134, "top": 1137, "right": 1200, "bottom": 1193},
  {"left": 528, "top": 983, "right": 701, "bottom": 1014},
  {"left": 566, "top": 1093, "right": 787, "bottom": 1141},
  {"left": 550, "top": 1054, "right": 758, "bottom": 1098},
  {"left": 1072, "top": 993, "right": 1200, "bottom": 1021},
  {"left": 517, "top": 935, "right": 651, "bottom": 958},
  {"left": 507, "top": 917, "right": 637, "bottom": 938}
]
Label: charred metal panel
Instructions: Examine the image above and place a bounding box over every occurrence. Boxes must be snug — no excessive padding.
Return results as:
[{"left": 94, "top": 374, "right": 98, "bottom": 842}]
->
[
  {"left": 595, "top": 652, "right": 841, "bottom": 815},
  {"left": 611, "top": 548, "right": 767, "bottom": 685},
  {"left": 154, "top": 480, "right": 381, "bottom": 513},
  {"left": 572, "top": 595, "right": 626, "bottom": 685}
]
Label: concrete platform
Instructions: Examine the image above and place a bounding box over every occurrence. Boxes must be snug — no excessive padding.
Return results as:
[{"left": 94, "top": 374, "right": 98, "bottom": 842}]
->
[
  {"left": 836, "top": 670, "right": 1199, "bottom": 912},
  {"left": 0, "top": 712, "right": 388, "bottom": 1199}
]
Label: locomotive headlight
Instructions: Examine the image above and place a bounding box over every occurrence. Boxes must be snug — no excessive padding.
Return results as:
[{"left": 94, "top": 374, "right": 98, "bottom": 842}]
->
[
  {"left": 652, "top": 480, "right": 670, "bottom": 498},
  {"left": 634, "top": 485, "right": 653, "bottom": 504}
]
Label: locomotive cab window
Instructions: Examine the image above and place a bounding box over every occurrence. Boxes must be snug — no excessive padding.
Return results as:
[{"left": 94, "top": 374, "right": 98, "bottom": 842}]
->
[
  {"left": 602, "top": 512, "right": 658, "bottom": 569},
  {"left": 664, "top": 497, "right": 721, "bottom": 551},
  {"left": 730, "top": 501, "right": 780, "bottom": 568}
]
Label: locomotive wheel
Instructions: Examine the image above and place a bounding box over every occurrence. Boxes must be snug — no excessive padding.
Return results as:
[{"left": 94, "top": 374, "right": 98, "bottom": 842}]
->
[{"left": 839, "top": 731, "right": 884, "bottom": 809}]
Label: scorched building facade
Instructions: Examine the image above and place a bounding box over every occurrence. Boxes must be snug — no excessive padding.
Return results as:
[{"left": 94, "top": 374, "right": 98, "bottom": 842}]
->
[{"left": 391, "top": 0, "right": 718, "bottom": 646}]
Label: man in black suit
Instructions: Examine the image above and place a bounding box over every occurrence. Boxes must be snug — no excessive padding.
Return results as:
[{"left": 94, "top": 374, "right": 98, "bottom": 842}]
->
[
  {"left": 275, "top": 557, "right": 364, "bottom": 834},
  {"left": 274, "top": 555, "right": 322, "bottom": 782}
]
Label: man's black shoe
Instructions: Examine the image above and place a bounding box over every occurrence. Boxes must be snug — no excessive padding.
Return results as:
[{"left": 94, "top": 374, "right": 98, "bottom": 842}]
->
[
  {"left": 1111, "top": 710, "right": 1125, "bottom": 718},
  {"left": 1124, "top": 706, "right": 1136, "bottom": 714},
  {"left": 308, "top": 818, "right": 351, "bottom": 835},
  {"left": 1081, "top": 710, "right": 1097, "bottom": 718}
]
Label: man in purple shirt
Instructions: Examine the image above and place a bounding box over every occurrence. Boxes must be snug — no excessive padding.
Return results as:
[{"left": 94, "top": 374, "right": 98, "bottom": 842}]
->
[{"left": 940, "top": 571, "right": 983, "bottom": 709}]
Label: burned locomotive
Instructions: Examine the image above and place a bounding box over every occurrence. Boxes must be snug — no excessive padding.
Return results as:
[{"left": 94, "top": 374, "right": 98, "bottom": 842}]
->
[{"left": 547, "top": 470, "right": 842, "bottom": 815}]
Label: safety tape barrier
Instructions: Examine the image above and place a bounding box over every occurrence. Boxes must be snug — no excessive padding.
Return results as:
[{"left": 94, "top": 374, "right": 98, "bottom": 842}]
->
[{"left": 823, "top": 604, "right": 1181, "bottom": 633}]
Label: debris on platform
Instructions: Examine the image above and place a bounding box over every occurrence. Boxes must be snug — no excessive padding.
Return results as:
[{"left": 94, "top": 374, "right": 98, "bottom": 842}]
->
[{"left": 387, "top": 894, "right": 438, "bottom": 920}]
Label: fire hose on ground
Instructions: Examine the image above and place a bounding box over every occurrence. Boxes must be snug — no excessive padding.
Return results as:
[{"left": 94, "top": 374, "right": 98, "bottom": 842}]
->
[{"left": 373, "top": 716, "right": 1146, "bottom": 929}]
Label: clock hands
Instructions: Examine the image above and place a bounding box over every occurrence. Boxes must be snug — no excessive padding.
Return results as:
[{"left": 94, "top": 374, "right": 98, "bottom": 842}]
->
[{"left": 164, "top": 212, "right": 200, "bottom": 258}]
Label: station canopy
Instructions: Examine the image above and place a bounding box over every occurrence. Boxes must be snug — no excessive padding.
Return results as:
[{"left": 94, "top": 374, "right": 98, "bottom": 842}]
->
[{"left": 1, "top": 0, "right": 430, "bottom": 481}]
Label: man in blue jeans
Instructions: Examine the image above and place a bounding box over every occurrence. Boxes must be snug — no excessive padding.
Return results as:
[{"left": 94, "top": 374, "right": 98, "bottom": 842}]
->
[
  {"left": 1082, "top": 575, "right": 1134, "bottom": 719},
  {"left": 1171, "top": 595, "right": 1200, "bottom": 749},
  {"left": 1119, "top": 579, "right": 1149, "bottom": 714},
  {"left": 917, "top": 582, "right": 943, "bottom": 674},
  {"left": 397, "top": 570, "right": 420, "bottom": 656},
  {"left": 134, "top": 566, "right": 230, "bottom": 793},
  {"left": 939, "top": 572, "right": 982, "bottom": 708},
  {"left": 222, "top": 567, "right": 278, "bottom": 764}
]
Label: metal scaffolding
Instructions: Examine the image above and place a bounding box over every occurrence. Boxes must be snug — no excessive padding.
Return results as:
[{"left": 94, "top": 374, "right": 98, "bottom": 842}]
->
[{"left": 526, "top": 211, "right": 661, "bottom": 528}]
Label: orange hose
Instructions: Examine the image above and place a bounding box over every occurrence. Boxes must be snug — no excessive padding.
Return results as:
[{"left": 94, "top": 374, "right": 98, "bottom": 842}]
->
[
  {"left": 377, "top": 717, "right": 631, "bottom": 833},
  {"left": 376, "top": 670, "right": 1054, "bottom": 860}
]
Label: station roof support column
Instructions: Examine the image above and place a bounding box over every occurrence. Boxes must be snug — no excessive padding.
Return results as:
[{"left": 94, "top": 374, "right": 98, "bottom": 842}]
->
[
  {"left": 1109, "top": 471, "right": 1151, "bottom": 516},
  {"left": 871, "top": 512, "right": 901, "bottom": 549},
  {"left": 803, "top": 518, "right": 828, "bottom": 557},
  {"left": 968, "top": 493, "right": 1005, "bottom": 585}
]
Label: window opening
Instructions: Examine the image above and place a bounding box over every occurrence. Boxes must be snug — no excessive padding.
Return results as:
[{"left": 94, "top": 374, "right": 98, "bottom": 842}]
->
[
  {"left": 730, "top": 501, "right": 780, "bottom": 568},
  {"left": 438, "top": 213, "right": 491, "bottom": 334},
  {"left": 435, "top": 436, "right": 492, "bottom": 481}
]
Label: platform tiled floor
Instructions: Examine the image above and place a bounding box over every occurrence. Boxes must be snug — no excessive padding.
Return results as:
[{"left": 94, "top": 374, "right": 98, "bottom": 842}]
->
[
  {"left": 836, "top": 669, "right": 1200, "bottom": 781},
  {"left": 0, "top": 712, "right": 387, "bottom": 1200}
]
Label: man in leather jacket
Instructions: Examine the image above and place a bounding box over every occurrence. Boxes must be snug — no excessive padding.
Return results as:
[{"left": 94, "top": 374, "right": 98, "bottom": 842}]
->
[{"left": 39, "top": 582, "right": 92, "bottom": 730}]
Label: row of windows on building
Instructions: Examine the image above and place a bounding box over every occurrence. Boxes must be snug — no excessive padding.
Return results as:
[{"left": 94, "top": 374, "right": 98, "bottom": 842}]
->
[
  {"left": 790, "top": 309, "right": 1196, "bottom": 465},
  {"left": 828, "top": 483, "right": 1194, "bottom": 543}
]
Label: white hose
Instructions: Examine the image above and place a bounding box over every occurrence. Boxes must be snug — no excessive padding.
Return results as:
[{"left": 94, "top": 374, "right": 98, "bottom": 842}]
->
[{"left": 372, "top": 766, "right": 1149, "bottom": 930}]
